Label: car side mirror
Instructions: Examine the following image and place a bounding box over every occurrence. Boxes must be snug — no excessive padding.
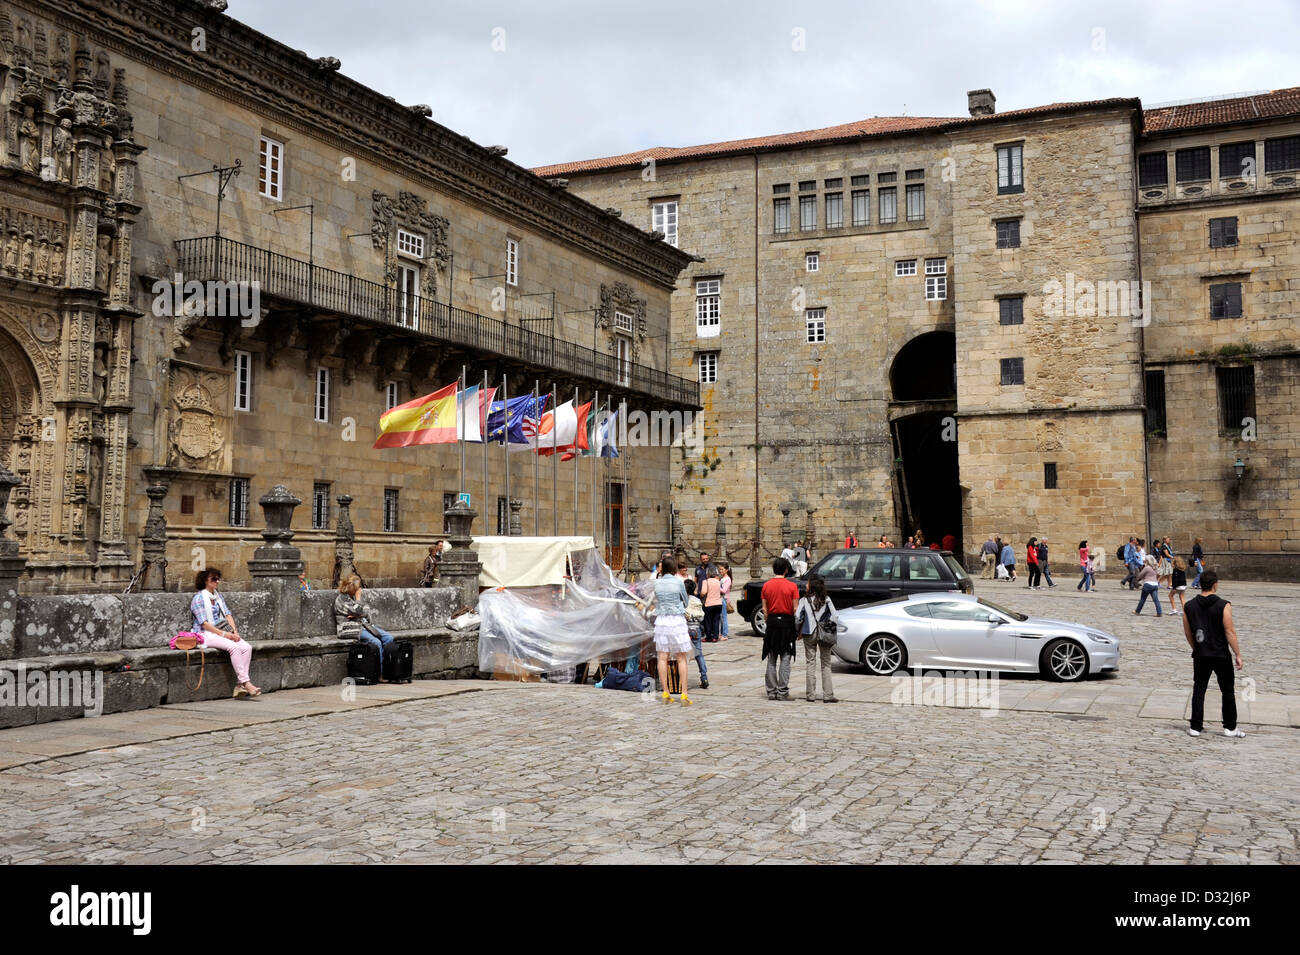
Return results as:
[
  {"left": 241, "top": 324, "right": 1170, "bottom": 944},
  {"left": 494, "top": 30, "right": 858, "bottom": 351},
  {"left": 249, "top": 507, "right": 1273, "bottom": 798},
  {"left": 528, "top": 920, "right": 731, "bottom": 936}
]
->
[{"left": 986, "top": 614, "right": 1003, "bottom": 625}]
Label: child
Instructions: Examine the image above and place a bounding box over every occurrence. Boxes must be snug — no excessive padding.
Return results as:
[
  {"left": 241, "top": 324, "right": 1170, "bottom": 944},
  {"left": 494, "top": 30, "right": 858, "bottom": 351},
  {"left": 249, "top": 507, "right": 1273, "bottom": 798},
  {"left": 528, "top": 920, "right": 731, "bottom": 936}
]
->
[
  {"left": 683, "top": 578, "right": 709, "bottom": 689},
  {"left": 1169, "top": 556, "right": 1188, "bottom": 616}
]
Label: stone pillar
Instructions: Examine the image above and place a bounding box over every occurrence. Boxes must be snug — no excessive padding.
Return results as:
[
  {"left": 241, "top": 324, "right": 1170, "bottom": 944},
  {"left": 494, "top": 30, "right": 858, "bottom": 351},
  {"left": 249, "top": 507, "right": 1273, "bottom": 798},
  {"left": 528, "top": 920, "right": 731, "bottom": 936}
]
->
[
  {"left": 140, "top": 479, "right": 169, "bottom": 591},
  {"left": 779, "top": 503, "right": 793, "bottom": 550},
  {"left": 333, "top": 493, "right": 356, "bottom": 586},
  {"left": 749, "top": 525, "right": 762, "bottom": 579},
  {"left": 670, "top": 506, "right": 683, "bottom": 559},
  {"left": 714, "top": 505, "right": 728, "bottom": 561},
  {"left": 0, "top": 465, "right": 27, "bottom": 659},
  {"left": 441, "top": 501, "right": 482, "bottom": 610},
  {"left": 805, "top": 507, "right": 816, "bottom": 557},
  {"left": 626, "top": 504, "right": 642, "bottom": 578},
  {"left": 508, "top": 498, "right": 523, "bottom": 536},
  {"left": 247, "top": 485, "right": 305, "bottom": 638}
]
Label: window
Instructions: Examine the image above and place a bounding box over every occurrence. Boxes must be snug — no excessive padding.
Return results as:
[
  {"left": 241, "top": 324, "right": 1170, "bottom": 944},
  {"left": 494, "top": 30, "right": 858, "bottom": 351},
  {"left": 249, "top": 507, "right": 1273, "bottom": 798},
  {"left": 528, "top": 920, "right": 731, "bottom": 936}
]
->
[
  {"left": 1216, "top": 366, "right": 1255, "bottom": 433},
  {"left": 1043, "top": 462, "right": 1058, "bottom": 490},
  {"left": 1209, "top": 217, "right": 1238, "bottom": 249},
  {"left": 234, "top": 350, "right": 252, "bottom": 412},
  {"left": 314, "top": 367, "right": 330, "bottom": 422},
  {"left": 805, "top": 308, "right": 826, "bottom": 343},
  {"left": 851, "top": 189, "right": 869, "bottom": 226},
  {"left": 505, "top": 238, "right": 518, "bottom": 286},
  {"left": 998, "top": 296, "right": 1024, "bottom": 326},
  {"left": 995, "top": 218, "right": 1021, "bottom": 249},
  {"left": 383, "top": 489, "right": 399, "bottom": 533},
  {"left": 651, "top": 201, "right": 678, "bottom": 247},
  {"left": 697, "top": 351, "right": 718, "bottom": 384},
  {"left": 312, "top": 483, "right": 330, "bottom": 530},
  {"left": 1145, "top": 369, "right": 1166, "bottom": 437},
  {"left": 773, "top": 197, "right": 791, "bottom": 234},
  {"left": 385, "top": 381, "right": 399, "bottom": 411},
  {"left": 229, "top": 478, "right": 250, "bottom": 527},
  {"left": 1000, "top": 357, "right": 1024, "bottom": 386},
  {"left": 773, "top": 183, "right": 791, "bottom": 194},
  {"left": 695, "top": 279, "right": 720, "bottom": 337},
  {"left": 924, "top": 258, "right": 947, "bottom": 300},
  {"left": 1175, "top": 147, "right": 1211, "bottom": 183},
  {"left": 850, "top": 174, "right": 869, "bottom": 187},
  {"left": 895, "top": 259, "right": 916, "bottom": 277},
  {"left": 613, "top": 309, "right": 633, "bottom": 333},
  {"left": 905, "top": 183, "right": 925, "bottom": 221},
  {"left": 805, "top": 252, "right": 819, "bottom": 273},
  {"left": 1138, "top": 152, "right": 1168, "bottom": 187},
  {"left": 442, "top": 492, "right": 456, "bottom": 533},
  {"left": 258, "top": 136, "right": 283, "bottom": 200},
  {"left": 798, "top": 180, "right": 816, "bottom": 192},
  {"left": 825, "top": 192, "right": 843, "bottom": 229},
  {"left": 817, "top": 552, "right": 862, "bottom": 580},
  {"left": 904, "top": 555, "right": 942, "bottom": 582},
  {"left": 823, "top": 177, "right": 842, "bottom": 189},
  {"left": 996, "top": 144, "right": 1023, "bottom": 194},
  {"left": 799, "top": 195, "right": 817, "bottom": 231},
  {"left": 180, "top": 495, "right": 195, "bottom": 515},
  {"left": 877, "top": 172, "right": 897, "bottom": 184},
  {"left": 1264, "top": 135, "right": 1300, "bottom": 173},
  {"left": 396, "top": 228, "right": 425, "bottom": 259},
  {"left": 859, "top": 553, "right": 900, "bottom": 580},
  {"left": 1209, "top": 282, "right": 1243, "bottom": 319},
  {"left": 878, "top": 187, "right": 897, "bottom": 224},
  {"left": 616, "top": 338, "right": 631, "bottom": 387},
  {"left": 905, "top": 168, "right": 925, "bottom": 181},
  {"left": 1219, "top": 142, "right": 1255, "bottom": 179},
  {"left": 397, "top": 261, "right": 420, "bottom": 328}
]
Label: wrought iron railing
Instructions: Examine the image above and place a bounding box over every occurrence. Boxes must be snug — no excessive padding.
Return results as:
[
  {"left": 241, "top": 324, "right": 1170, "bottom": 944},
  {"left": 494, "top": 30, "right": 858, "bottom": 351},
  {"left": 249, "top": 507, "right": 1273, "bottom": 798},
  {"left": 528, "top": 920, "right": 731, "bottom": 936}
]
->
[{"left": 175, "top": 235, "right": 700, "bottom": 408}]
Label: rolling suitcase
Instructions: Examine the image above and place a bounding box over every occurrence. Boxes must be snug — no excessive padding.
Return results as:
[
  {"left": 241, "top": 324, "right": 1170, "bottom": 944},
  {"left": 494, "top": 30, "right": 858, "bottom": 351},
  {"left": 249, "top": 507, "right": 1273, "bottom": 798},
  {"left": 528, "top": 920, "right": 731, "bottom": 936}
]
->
[
  {"left": 347, "top": 641, "right": 382, "bottom": 686},
  {"left": 383, "top": 639, "right": 414, "bottom": 683}
]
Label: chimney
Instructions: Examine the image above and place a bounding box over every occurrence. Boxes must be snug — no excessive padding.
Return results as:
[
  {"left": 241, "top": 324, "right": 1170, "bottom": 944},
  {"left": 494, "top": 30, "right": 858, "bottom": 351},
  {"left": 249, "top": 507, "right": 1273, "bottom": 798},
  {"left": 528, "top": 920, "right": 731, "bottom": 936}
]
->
[{"left": 967, "top": 89, "right": 996, "bottom": 117}]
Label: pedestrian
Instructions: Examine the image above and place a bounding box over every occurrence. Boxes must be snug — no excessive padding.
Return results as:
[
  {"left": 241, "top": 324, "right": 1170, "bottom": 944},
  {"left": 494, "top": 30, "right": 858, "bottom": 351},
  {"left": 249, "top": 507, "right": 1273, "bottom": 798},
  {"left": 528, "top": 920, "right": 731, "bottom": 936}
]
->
[
  {"left": 845, "top": 530, "right": 859, "bottom": 549},
  {"left": 1133, "top": 555, "right": 1163, "bottom": 616},
  {"left": 914, "top": 530, "right": 926, "bottom": 548},
  {"left": 1120, "top": 537, "right": 1139, "bottom": 589},
  {"left": 683, "top": 578, "right": 709, "bottom": 689},
  {"left": 1037, "top": 537, "right": 1055, "bottom": 587},
  {"left": 1076, "top": 540, "right": 1092, "bottom": 592},
  {"left": 905, "top": 535, "right": 916, "bottom": 549},
  {"left": 980, "top": 535, "right": 997, "bottom": 579},
  {"left": 1191, "top": 537, "right": 1205, "bottom": 589},
  {"left": 298, "top": 567, "right": 312, "bottom": 592},
  {"left": 999, "top": 539, "right": 1016, "bottom": 581},
  {"left": 1086, "top": 549, "right": 1098, "bottom": 591},
  {"left": 794, "top": 540, "right": 809, "bottom": 576},
  {"left": 941, "top": 532, "right": 956, "bottom": 552},
  {"left": 796, "top": 575, "right": 839, "bottom": 703},
  {"left": 1169, "top": 557, "right": 1188, "bottom": 615},
  {"left": 1183, "top": 570, "right": 1245, "bottom": 738},
  {"left": 1026, "top": 537, "right": 1041, "bottom": 589},
  {"left": 190, "top": 568, "right": 260, "bottom": 697},
  {"left": 700, "top": 564, "right": 725, "bottom": 643},
  {"left": 717, "top": 560, "right": 733, "bottom": 641},
  {"left": 646, "top": 556, "right": 693, "bottom": 705},
  {"left": 1156, "top": 536, "right": 1174, "bottom": 590},
  {"left": 693, "top": 551, "right": 712, "bottom": 589},
  {"left": 335, "top": 574, "right": 396, "bottom": 677},
  {"left": 420, "top": 542, "right": 442, "bottom": 587},
  {"left": 760, "top": 557, "right": 799, "bottom": 701}
]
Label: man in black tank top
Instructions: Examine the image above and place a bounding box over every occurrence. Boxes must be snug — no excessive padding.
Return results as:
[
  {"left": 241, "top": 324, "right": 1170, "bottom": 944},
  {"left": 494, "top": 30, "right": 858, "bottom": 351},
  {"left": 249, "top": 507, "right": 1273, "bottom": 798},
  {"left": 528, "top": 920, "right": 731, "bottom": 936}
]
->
[{"left": 1182, "top": 570, "right": 1245, "bottom": 737}]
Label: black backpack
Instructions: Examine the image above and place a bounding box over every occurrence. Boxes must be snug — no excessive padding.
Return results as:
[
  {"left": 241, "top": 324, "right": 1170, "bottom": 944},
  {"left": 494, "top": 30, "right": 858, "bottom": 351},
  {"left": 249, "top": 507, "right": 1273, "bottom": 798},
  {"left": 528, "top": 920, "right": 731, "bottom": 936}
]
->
[{"left": 1116, "top": 544, "right": 1125, "bottom": 561}]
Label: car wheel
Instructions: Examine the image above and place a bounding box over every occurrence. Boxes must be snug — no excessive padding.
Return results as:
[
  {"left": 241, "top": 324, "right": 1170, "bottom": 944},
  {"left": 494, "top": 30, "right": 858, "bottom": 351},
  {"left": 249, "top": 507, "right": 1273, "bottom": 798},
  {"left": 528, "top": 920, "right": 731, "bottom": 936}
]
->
[
  {"left": 750, "top": 607, "right": 767, "bottom": 637},
  {"left": 1042, "top": 638, "right": 1089, "bottom": 682},
  {"left": 860, "top": 633, "right": 907, "bottom": 675}
]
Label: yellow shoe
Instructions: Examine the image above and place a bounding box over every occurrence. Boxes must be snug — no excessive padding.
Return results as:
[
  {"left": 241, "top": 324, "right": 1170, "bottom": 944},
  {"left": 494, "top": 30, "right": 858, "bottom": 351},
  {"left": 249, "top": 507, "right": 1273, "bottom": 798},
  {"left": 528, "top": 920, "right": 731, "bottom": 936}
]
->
[
  {"left": 661, "top": 692, "right": 673, "bottom": 704},
  {"left": 680, "top": 693, "right": 693, "bottom": 705}
]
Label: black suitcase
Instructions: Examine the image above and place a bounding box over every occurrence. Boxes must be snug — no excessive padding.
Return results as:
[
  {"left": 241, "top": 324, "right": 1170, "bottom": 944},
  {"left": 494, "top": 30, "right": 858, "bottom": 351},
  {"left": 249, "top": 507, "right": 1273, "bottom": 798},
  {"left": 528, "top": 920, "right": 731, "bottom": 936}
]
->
[
  {"left": 347, "top": 641, "right": 382, "bottom": 686},
  {"left": 383, "top": 639, "right": 414, "bottom": 683}
]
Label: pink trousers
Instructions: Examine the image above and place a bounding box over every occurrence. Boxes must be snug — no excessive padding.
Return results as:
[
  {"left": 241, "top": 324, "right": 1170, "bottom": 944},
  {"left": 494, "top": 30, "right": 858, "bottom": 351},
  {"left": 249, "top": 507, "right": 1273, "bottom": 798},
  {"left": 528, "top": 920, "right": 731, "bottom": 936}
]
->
[{"left": 203, "top": 631, "right": 253, "bottom": 684}]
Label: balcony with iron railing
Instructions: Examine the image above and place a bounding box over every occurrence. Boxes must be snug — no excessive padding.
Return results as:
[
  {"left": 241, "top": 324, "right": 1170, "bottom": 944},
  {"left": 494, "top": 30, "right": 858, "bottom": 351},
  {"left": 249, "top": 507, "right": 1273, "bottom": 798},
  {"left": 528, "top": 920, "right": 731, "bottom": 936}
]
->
[{"left": 175, "top": 235, "right": 700, "bottom": 408}]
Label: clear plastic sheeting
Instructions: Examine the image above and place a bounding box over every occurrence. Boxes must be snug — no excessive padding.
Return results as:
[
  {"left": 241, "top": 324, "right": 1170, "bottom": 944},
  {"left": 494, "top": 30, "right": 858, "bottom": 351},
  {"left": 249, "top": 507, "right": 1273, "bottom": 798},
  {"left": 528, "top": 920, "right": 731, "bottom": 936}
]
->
[{"left": 478, "top": 546, "right": 653, "bottom": 676}]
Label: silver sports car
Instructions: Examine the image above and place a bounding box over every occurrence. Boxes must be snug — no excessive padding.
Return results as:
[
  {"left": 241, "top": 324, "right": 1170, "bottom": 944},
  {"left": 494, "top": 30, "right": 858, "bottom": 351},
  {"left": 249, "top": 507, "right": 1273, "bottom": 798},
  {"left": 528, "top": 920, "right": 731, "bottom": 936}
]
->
[{"left": 834, "top": 593, "right": 1120, "bottom": 682}]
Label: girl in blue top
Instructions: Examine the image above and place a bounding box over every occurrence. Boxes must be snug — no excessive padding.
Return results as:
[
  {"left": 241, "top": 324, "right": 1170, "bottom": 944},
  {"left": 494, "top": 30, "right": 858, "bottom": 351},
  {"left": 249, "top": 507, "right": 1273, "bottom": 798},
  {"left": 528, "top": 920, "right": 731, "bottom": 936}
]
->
[{"left": 645, "top": 556, "right": 693, "bottom": 705}]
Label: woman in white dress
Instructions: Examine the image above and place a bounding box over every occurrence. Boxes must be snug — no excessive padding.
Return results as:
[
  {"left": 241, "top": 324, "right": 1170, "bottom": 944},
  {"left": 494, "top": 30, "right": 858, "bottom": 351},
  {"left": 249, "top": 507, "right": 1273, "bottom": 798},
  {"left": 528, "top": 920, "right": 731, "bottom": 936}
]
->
[{"left": 644, "top": 556, "right": 693, "bottom": 705}]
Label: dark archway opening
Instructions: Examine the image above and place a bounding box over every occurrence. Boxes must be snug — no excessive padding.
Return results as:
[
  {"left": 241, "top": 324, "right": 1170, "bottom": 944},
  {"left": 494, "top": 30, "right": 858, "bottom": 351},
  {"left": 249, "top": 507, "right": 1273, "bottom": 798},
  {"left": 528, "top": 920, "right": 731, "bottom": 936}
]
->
[{"left": 889, "top": 332, "right": 961, "bottom": 553}]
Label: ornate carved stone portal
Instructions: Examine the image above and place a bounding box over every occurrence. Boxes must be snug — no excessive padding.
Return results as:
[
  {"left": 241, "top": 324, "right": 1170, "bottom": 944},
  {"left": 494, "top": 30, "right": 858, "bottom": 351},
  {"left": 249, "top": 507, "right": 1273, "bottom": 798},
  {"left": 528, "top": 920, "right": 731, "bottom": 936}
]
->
[{"left": 371, "top": 190, "right": 449, "bottom": 299}]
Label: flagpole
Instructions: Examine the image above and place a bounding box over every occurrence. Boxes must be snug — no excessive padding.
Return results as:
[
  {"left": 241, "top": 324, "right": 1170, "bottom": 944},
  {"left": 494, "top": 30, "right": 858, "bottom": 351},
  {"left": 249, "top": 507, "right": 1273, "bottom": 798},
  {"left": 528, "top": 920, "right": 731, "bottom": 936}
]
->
[
  {"left": 621, "top": 398, "right": 629, "bottom": 580},
  {"left": 533, "top": 380, "right": 539, "bottom": 536},
  {"left": 502, "top": 373, "right": 510, "bottom": 534},
  {"left": 592, "top": 391, "right": 599, "bottom": 541},
  {"left": 572, "top": 386, "right": 579, "bottom": 536},
  {"left": 482, "top": 368, "right": 489, "bottom": 532},
  {"left": 458, "top": 364, "right": 466, "bottom": 495},
  {"left": 551, "top": 383, "right": 558, "bottom": 537}
]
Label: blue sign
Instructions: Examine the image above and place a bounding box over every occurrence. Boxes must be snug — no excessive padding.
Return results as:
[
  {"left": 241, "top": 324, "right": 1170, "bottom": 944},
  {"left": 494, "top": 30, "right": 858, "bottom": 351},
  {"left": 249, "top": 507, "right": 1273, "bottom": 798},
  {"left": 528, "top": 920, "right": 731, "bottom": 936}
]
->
[{"left": 457, "top": 492, "right": 471, "bottom": 507}]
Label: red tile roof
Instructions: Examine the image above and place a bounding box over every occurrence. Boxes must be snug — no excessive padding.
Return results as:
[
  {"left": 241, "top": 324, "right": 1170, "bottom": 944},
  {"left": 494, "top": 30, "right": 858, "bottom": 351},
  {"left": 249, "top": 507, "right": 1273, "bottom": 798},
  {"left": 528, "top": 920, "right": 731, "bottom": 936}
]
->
[
  {"left": 1142, "top": 87, "right": 1300, "bottom": 135},
  {"left": 533, "top": 98, "right": 1140, "bottom": 177}
]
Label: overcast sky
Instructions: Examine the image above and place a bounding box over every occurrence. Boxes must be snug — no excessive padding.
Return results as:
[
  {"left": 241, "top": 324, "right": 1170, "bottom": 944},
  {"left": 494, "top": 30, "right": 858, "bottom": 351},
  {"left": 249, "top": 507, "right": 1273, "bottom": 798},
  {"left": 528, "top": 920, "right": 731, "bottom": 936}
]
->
[{"left": 231, "top": 0, "right": 1300, "bottom": 169}]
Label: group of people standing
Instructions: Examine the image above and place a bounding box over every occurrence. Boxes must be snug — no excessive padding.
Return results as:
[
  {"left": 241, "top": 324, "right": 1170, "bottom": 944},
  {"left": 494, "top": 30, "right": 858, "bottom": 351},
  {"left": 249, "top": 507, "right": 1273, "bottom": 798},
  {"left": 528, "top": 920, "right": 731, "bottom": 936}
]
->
[
  {"left": 978, "top": 535, "right": 1054, "bottom": 585},
  {"left": 760, "top": 558, "right": 839, "bottom": 702},
  {"left": 1120, "top": 535, "right": 1201, "bottom": 618}
]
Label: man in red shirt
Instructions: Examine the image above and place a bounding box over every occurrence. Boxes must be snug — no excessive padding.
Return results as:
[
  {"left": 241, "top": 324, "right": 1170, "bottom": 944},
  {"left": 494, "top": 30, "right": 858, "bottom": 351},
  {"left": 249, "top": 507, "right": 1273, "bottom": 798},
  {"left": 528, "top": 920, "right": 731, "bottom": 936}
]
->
[
  {"left": 845, "top": 530, "right": 858, "bottom": 549},
  {"left": 761, "top": 557, "right": 800, "bottom": 700}
]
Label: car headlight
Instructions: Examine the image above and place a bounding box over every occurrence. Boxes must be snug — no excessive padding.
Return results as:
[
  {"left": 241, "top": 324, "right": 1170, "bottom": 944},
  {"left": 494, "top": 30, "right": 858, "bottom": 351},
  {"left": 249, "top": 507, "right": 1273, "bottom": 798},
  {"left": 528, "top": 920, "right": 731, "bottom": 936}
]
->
[{"left": 1086, "top": 631, "right": 1113, "bottom": 645}]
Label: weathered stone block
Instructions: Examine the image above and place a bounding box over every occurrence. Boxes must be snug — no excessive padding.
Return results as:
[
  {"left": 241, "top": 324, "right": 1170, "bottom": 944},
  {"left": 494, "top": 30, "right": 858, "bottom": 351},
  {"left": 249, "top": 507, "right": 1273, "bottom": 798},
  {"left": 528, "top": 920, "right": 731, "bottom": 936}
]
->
[
  {"left": 102, "top": 668, "right": 169, "bottom": 715},
  {"left": 17, "top": 595, "right": 123, "bottom": 657}
]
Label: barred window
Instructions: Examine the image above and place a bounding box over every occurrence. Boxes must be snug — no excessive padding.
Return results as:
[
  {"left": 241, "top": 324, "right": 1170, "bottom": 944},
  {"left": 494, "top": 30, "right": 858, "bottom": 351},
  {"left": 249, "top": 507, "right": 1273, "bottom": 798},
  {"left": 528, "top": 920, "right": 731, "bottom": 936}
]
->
[
  {"left": 823, "top": 177, "right": 843, "bottom": 189},
  {"left": 695, "top": 279, "right": 721, "bottom": 337},
  {"left": 878, "top": 187, "right": 897, "bottom": 224},
  {"left": 1145, "top": 369, "right": 1167, "bottom": 437},
  {"left": 998, "top": 297, "right": 1024, "bottom": 325},
  {"left": 997, "top": 144, "right": 1023, "bottom": 193},
  {"left": 1043, "top": 462, "right": 1058, "bottom": 490},
  {"left": 1264, "top": 135, "right": 1300, "bottom": 173},
  {"left": 806, "top": 308, "right": 826, "bottom": 344},
  {"left": 1217, "top": 366, "right": 1255, "bottom": 433},
  {"left": 799, "top": 195, "right": 817, "bottom": 231},
  {"left": 825, "top": 192, "right": 844, "bottom": 229},
  {"left": 798, "top": 180, "right": 816, "bottom": 192},
  {"left": 772, "top": 183, "right": 791, "bottom": 194},
  {"left": 905, "top": 183, "right": 925, "bottom": 221},
  {"left": 996, "top": 218, "right": 1021, "bottom": 249},
  {"left": 773, "top": 197, "right": 791, "bottom": 234},
  {"left": 229, "top": 478, "right": 250, "bottom": 527},
  {"left": 905, "top": 168, "right": 925, "bottom": 180},
  {"left": 1209, "top": 282, "right": 1243, "bottom": 319},
  {"left": 697, "top": 351, "right": 718, "bottom": 384},
  {"left": 850, "top": 174, "right": 869, "bottom": 186},
  {"left": 1175, "top": 147, "right": 1211, "bottom": 183},
  {"left": 895, "top": 259, "right": 916, "bottom": 277},
  {"left": 1000, "top": 357, "right": 1024, "bottom": 386},
  {"left": 1218, "top": 142, "right": 1255, "bottom": 179},
  {"left": 1209, "top": 217, "right": 1238, "bottom": 249},
  {"left": 1138, "top": 152, "right": 1168, "bottom": 187},
  {"left": 312, "top": 483, "right": 330, "bottom": 530},
  {"left": 851, "top": 189, "right": 869, "bottom": 226},
  {"left": 383, "top": 488, "right": 399, "bottom": 533},
  {"left": 877, "top": 172, "right": 897, "bottom": 184}
]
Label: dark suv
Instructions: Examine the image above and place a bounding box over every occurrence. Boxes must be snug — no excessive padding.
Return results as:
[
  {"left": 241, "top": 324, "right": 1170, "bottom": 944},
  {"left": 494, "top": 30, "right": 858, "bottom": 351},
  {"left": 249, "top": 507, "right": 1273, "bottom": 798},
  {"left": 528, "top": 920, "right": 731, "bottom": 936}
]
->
[{"left": 736, "top": 548, "right": 973, "bottom": 636}]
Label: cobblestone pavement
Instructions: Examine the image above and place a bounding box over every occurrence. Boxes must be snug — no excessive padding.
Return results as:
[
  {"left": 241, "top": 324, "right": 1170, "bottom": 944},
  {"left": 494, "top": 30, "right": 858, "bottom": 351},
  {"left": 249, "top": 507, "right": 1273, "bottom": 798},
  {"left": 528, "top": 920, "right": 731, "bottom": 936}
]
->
[{"left": 0, "top": 582, "right": 1296, "bottom": 864}]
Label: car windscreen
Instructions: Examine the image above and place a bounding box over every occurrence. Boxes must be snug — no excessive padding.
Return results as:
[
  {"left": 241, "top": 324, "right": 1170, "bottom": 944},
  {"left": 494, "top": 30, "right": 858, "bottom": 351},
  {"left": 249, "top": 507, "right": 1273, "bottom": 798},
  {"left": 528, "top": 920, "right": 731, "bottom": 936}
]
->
[
  {"left": 942, "top": 555, "right": 969, "bottom": 579},
  {"left": 976, "top": 597, "right": 1028, "bottom": 622}
]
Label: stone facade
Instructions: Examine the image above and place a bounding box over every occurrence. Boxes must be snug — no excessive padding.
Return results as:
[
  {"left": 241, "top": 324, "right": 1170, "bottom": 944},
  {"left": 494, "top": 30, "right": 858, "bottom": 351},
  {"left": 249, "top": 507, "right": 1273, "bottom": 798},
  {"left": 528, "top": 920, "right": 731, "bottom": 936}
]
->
[
  {"left": 547, "top": 92, "right": 1300, "bottom": 578},
  {"left": 0, "top": 0, "right": 695, "bottom": 593}
]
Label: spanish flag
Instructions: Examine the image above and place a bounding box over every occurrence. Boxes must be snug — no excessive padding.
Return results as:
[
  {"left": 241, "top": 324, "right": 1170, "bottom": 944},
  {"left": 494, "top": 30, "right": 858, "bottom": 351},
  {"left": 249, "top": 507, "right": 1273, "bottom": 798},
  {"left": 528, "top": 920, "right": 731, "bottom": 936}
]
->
[{"left": 373, "top": 382, "right": 458, "bottom": 448}]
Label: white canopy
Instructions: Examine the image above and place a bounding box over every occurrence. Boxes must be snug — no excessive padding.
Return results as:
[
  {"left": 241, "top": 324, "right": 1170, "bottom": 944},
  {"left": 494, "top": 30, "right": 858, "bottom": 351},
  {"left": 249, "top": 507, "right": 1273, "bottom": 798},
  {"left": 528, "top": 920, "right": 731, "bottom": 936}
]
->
[{"left": 472, "top": 536, "right": 597, "bottom": 588}]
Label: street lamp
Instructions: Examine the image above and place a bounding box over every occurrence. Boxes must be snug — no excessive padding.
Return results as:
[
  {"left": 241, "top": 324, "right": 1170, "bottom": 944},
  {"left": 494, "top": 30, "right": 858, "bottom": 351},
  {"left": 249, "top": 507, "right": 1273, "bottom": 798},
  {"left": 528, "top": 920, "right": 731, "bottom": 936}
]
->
[{"left": 1234, "top": 458, "right": 1246, "bottom": 481}]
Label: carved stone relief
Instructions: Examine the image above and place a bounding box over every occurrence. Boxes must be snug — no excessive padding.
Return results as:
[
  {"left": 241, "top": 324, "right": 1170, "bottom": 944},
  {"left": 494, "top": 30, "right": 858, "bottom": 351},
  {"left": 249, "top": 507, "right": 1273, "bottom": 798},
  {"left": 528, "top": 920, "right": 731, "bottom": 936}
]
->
[{"left": 166, "top": 363, "right": 232, "bottom": 473}]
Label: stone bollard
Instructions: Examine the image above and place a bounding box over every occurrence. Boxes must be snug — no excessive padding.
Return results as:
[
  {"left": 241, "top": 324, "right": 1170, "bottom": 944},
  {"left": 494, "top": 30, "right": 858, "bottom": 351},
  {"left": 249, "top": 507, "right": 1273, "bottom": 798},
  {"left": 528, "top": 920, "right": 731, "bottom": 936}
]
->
[
  {"left": 779, "top": 503, "right": 793, "bottom": 551},
  {"left": 0, "top": 465, "right": 26, "bottom": 659},
  {"left": 247, "top": 485, "right": 305, "bottom": 638},
  {"left": 749, "top": 525, "right": 762, "bottom": 579},
  {"left": 714, "top": 505, "right": 728, "bottom": 561},
  {"left": 805, "top": 507, "right": 816, "bottom": 558},
  {"left": 626, "top": 504, "right": 642, "bottom": 578},
  {"left": 140, "top": 480, "right": 169, "bottom": 591},
  {"left": 333, "top": 493, "right": 356, "bottom": 586},
  {"left": 441, "top": 500, "right": 482, "bottom": 610},
  {"left": 508, "top": 498, "right": 523, "bottom": 536}
]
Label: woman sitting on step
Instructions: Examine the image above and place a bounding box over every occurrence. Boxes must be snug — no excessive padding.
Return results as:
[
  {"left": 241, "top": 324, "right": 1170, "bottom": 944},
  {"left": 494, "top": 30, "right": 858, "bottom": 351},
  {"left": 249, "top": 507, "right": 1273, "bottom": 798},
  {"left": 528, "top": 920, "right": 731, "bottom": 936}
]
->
[
  {"left": 334, "top": 574, "right": 395, "bottom": 677},
  {"left": 190, "top": 568, "right": 261, "bottom": 698}
]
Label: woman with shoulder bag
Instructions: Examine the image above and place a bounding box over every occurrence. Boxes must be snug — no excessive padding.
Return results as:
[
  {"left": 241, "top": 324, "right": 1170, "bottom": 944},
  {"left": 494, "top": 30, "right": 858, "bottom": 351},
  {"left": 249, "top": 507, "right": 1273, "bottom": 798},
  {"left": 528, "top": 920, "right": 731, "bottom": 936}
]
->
[
  {"left": 796, "top": 575, "right": 839, "bottom": 703},
  {"left": 700, "top": 565, "right": 724, "bottom": 643},
  {"left": 335, "top": 574, "right": 396, "bottom": 677},
  {"left": 718, "top": 561, "right": 733, "bottom": 641},
  {"left": 190, "top": 568, "right": 260, "bottom": 698}
]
